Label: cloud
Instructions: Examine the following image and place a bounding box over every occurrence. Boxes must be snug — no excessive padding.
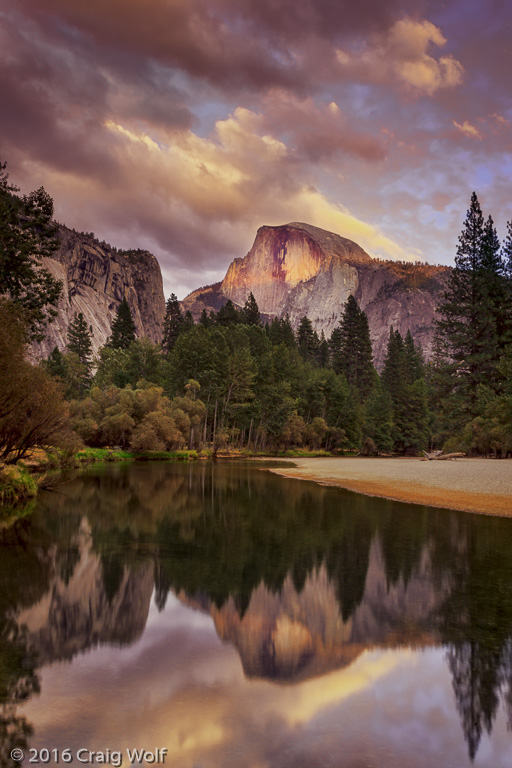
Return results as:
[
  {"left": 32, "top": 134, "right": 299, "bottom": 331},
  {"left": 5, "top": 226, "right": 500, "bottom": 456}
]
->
[
  {"left": 336, "top": 18, "right": 464, "bottom": 96},
  {"left": 452, "top": 119, "right": 483, "bottom": 139},
  {"left": 19, "top": 104, "right": 414, "bottom": 299}
]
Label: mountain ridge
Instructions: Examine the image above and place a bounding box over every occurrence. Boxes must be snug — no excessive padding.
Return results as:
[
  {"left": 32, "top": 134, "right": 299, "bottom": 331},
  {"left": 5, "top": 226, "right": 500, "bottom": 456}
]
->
[{"left": 182, "top": 221, "right": 449, "bottom": 367}]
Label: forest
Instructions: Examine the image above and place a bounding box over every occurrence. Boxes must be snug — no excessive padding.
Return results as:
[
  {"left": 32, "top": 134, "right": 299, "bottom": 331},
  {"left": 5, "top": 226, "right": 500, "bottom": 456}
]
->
[{"left": 1, "top": 155, "right": 512, "bottom": 463}]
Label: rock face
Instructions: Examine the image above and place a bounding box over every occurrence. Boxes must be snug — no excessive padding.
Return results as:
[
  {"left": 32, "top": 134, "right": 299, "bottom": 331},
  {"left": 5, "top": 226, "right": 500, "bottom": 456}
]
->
[
  {"left": 16, "top": 518, "right": 154, "bottom": 665},
  {"left": 180, "top": 538, "right": 442, "bottom": 683},
  {"left": 30, "top": 226, "right": 165, "bottom": 360},
  {"left": 182, "top": 222, "right": 450, "bottom": 367}
]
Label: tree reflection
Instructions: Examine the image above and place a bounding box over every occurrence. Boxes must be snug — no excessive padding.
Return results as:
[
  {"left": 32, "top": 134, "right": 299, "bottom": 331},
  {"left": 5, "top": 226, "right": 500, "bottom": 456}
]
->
[{"left": 3, "top": 461, "right": 512, "bottom": 760}]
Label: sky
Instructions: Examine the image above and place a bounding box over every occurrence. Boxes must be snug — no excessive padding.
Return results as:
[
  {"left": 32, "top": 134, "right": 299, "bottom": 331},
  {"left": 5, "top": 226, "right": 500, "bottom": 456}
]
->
[{"left": 1, "top": 0, "right": 511, "bottom": 298}]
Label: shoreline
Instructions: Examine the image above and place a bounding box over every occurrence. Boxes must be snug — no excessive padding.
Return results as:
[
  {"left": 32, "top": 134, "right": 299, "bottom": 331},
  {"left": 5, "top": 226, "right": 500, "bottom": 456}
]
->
[{"left": 266, "top": 457, "right": 512, "bottom": 517}]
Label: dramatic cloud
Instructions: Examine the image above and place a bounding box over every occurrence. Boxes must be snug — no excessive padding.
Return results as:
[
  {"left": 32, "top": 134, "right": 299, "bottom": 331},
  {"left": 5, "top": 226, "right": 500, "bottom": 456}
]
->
[
  {"left": 1, "top": 0, "right": 511, "bottom": 296},
  {"left": 336, "top": 19, "right": 464, "bottom": 96}
]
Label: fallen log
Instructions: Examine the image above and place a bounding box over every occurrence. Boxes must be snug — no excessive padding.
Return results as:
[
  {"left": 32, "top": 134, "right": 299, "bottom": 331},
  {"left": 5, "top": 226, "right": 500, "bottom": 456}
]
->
[{"left": 422, "top": 451, "right": 466, "bottom": 461}]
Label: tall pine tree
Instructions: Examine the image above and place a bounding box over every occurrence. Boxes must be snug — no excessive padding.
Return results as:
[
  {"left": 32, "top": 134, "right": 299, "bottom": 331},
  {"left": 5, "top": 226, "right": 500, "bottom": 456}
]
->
[
  {"left": 436, "top": 193, "right": 505, "bottom": 416},
  {"left": 242, "top": 292, "right": 261, "bottom": 325},
  {"left": 333, "top": 295, "right": 375, "bottom": 398},
  {"left": 67, "top": 312, "right": 93, "bottom": 396},
  {"left": 109, "top": 298, "right": 136, "bottom": 349},
  {"left": 162, "top": 293, "right": 185, "bottom": 354}
]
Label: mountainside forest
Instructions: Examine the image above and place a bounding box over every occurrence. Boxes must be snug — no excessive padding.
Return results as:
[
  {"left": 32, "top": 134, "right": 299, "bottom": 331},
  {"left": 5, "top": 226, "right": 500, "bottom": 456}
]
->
[{"left": 2, "top": 160, "right": 512, "bottom": 469}]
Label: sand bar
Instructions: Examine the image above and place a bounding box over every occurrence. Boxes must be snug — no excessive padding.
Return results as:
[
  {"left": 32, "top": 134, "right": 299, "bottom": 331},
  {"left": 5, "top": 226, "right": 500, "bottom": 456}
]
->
[{"left": 268, "top": 457, "right": 512, "bottom": 516}]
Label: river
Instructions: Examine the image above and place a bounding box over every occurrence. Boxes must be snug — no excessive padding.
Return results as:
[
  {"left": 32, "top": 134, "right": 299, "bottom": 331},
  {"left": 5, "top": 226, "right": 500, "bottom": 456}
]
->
[{"left": 1, "top": 461, "right": 512, "bottom": 767}]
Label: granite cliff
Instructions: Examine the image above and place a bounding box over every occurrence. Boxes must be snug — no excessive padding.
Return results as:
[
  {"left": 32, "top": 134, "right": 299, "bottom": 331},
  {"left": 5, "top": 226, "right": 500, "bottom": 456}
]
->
[
  {"left": 179, "top": 537, "right": 442, "bottom": 683},
  {"left": 30, "top": 226, "right": 165, "bottom": 360},
  {"left": 182, "top": 222, "right": 449, "bottom": 367}
]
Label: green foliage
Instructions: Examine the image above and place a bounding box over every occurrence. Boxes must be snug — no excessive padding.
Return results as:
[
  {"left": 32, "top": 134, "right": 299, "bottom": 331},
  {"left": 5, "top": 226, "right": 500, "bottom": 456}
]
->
[
  {"left": 242, "top": 292, "right": 261, "bottom": 325},
  {"left": 66, "top": 312, "right": 93, "bottom": 396},
  {"left": 162, "top": 293, "right": 185, "bottom": 354},
  {"left": 296, "top": 316, "right": 318, "bottom": 362},
  {"left": 216, "top": 299, "right": 242, "bottom": 326},
  {"left": 382, "top": 327, "right": 429, "bottom": 453},
  {"left": 108, "top": 298, "right": 136, "bottom": 349},
  {"left": 0, "top": 301, "right": 71, "bottom": 463},
  {"left": 0, "top": 465, "right": 38, "bottom": 506},
  {"left": 0, "top": 160, "right": 62, "bottom": 340},
  {"left": 332, "top": 295, "right": 376, "bottom": 398}
]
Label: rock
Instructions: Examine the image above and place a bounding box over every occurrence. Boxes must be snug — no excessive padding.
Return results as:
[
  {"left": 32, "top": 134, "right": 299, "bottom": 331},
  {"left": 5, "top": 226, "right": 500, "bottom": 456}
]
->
[
  {"left": 30, "top": 226, "right": 166, "bottom": 360},
  {"left": 182, "top": 222, "right": 450, "bottom": 368}
]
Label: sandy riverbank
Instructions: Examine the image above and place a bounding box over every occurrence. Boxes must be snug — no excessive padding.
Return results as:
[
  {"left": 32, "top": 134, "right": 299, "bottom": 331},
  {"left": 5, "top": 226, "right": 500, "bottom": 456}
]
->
[{"left": 268, "top": 457, "right": 512, "bottom": 516}]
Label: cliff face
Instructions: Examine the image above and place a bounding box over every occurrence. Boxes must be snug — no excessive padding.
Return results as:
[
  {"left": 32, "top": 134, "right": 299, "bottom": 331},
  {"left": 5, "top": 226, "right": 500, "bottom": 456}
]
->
[
  {"left": 16, "top": 518, "right": 154, "bottom": 665},
  {"left": 182, "top": 222, "right": 449, "bottom": 367},
  {"left": 30, "top": 226, "right": 165, "bottom": 360},
  {"left": 180, "top": 538, "right": 442, "bottom": 683}
]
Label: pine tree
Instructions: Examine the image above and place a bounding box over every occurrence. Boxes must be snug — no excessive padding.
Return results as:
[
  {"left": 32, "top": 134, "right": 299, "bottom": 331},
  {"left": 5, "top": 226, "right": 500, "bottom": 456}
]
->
[
  {"left": 328, "top": 326, "right": 343, "bottom": 366},
  {"left": 67, "top": 312, "right": 93, "bottom": 396},
  {"left": 217, "top": 299, "right": 241, "bottom": 326},
  {"left": 382, "top": 328, "right": 429, "bottom": 453},
  {"left": 44, "top": 346, "right": 67, "bottom": 380},
  {"left": 242, "top": 292, "right": 261, "bottom": 325},
  {"left": 162, "top": 293, "right": 185, "bottom": 354},
  {"left": 0, "top": 159, "right": 62, "bottom": 340},
  {"left": 436, "top": 193, "right": 502, "bottom": 414},
  {"left": 363, "top": 383, "right": 393, "bottom": 454},
  {"left": 199, "top": 308, "right": 212, "bottom": 328},
  {"left": 67, "top": 312, "right": 92, "bottom": 366},
  {"left": 333, "top": 296, "right": 375, "bottom": 398},
  {"left": 109, "top": 298, "right": 136, "bottom": 349},
  {"left": 404, "top": 329, "right": 424, "bottom": 384},
  {"left": 317, "top": 331, "right": 330, "bottom": 367},
  {"left": 268, "top": 315, "right": 296, "bottom": 348},
  {"left": 183, "top": 310, "right": 195, "bottom": 331},
  {"left": 499, "top": 220, "right": 512, "bottom": 349},
  {"left": 297, "top": 316, "right": 318, "bottom": 361}
]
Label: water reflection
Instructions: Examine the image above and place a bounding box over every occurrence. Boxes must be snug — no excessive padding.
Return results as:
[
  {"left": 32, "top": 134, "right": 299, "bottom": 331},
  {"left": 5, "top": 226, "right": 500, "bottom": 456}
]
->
[{"left": 1, "top": 461, "right": 512, "bottom": 763}]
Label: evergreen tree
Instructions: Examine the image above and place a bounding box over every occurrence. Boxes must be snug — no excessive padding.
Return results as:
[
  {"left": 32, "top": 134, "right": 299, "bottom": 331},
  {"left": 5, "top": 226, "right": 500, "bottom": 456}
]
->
[
  {"left": 382, "top": 328, "right": 429, "bottom": 453},
  {"left": 333, "top": 296, "right": 375, "bottom": 398},
  {"left": 109, "top": 298, "right": 136, "bottom": 349},
  {"left": 297, "top": 316, "right": 318, "bottom": 361},
  {"left": 217, "top": 299, "right": 241, "bottom": 326},
  {"left": 435, "top": 192, "right": 498, "bottom": 413},
  {"left": 328, "top": 326, "right": 343, "bottom": 366},
  {"left": 363, "top": 384, "right": 393, "bottom": 454},
  {"left": 242, "top": 292, "right": 261, "bottom": 325},
  {"left": 162, "top": 293, "right": 185, "bottom": 354},
  {"left": 67, "top": 312, "right": 93, "bottom": 366},
  {"left": 0, "top": 159, "right": 62, "bottom": 340},
  {"left": 317, "top": 331, "right": 330, "bottom": 367},
  {"left": 67, "top": 312, "right": 93, "bottom": 396},
  {"left": 183, "top": 310, "right": 195, "bottom": 331},
  {"left": 499, "top": 219, "right": 512, "bottom": 349},
  {"left": 199, "top": 308, "right": 213, "bottom": 328},
  {"left": 267, "top": 315, "right": 296, "bottom": 348},
  {"left": 404, "top": 329, "right": 424, "bottom": 384},
  {"left": 44, "top": 346, "right": 67, "bottom": 380}
]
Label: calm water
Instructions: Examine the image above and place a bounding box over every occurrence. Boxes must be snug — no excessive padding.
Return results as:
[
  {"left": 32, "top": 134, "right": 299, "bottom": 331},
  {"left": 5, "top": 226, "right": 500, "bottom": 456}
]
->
[{"left": 2, "top": 461, "right": 512, "bottom": 768}]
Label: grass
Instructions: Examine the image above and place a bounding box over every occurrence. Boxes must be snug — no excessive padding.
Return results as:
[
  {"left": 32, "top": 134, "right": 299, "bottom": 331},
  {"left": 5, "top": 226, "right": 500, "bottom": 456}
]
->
[
  {"left": 0, "top": 464, "right": 38, "bottom": 507},
  {"left": 75, "top": 447, "right": 201, "bottom": 462},
  {"left": 76, "top": 447, "right": 135, "bottom": 462}
]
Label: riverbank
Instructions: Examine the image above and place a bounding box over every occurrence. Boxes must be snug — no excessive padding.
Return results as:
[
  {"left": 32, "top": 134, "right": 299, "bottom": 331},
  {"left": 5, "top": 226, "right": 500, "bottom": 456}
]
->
[{"left": 267, "top": 457, "right": 512, "bottom": 516}]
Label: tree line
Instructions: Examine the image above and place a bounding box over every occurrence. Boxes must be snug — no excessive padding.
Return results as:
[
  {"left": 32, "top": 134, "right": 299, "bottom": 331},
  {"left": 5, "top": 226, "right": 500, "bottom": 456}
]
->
[{"left": 1, "top": 152, "right": 511, "bottom": 459}]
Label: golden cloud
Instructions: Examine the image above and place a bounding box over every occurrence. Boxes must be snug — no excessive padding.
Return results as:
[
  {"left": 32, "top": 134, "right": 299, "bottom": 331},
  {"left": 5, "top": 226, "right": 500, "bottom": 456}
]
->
[
  {"left": 337, "top": 18, "right": 464, "bottom": 96},
  {"left": 452, "top": 119, "right": 482, "bottom": 140}
]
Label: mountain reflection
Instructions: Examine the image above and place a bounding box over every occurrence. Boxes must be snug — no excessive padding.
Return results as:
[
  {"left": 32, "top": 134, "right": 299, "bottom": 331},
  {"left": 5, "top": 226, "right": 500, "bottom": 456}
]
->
[{"left": 2, "top": 461, "right": 512, "bottom": 760}]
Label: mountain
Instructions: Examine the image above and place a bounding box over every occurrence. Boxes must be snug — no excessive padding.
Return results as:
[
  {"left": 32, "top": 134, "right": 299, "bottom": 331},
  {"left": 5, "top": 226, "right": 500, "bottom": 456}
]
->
[
  {"left": 180, "top": 537, "right": 441, "bottom": 683},
  {"left": 182, "top": 222, "right": 450, "bottom": 366},
  {"left": 30, "top": 225, "right": 165, "bottom": 360}
]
